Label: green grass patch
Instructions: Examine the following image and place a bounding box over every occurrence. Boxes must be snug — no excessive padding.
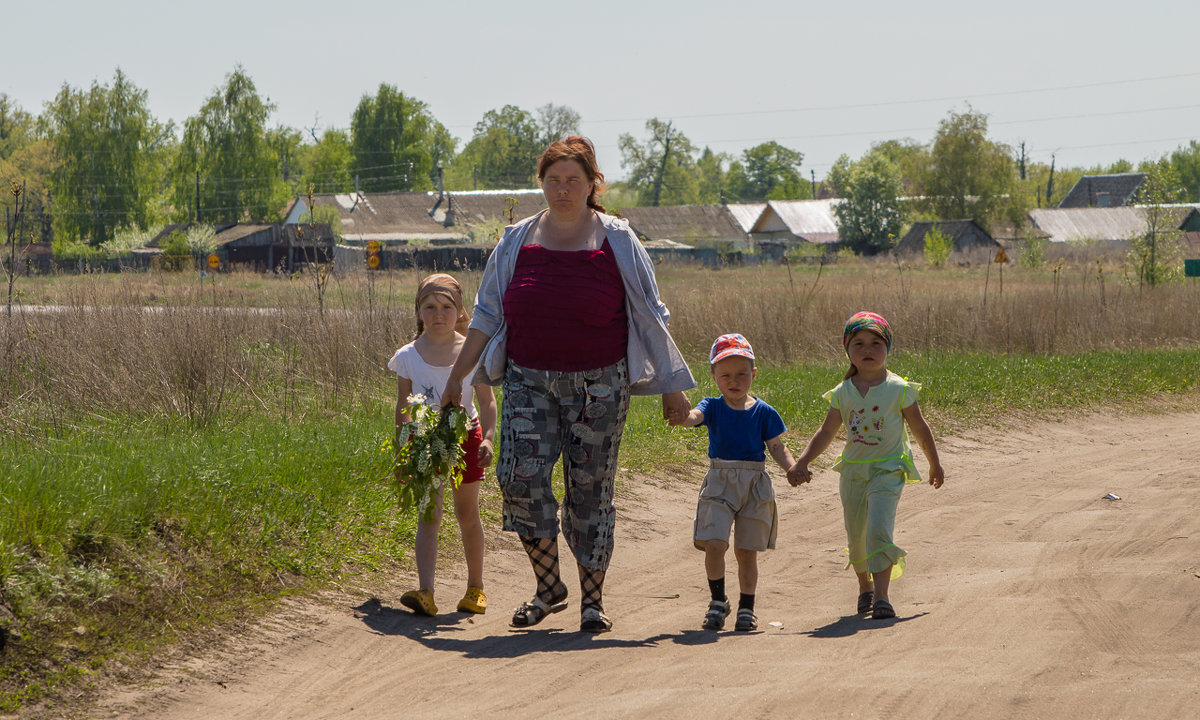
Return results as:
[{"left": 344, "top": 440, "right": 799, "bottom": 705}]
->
[
  {"left": 617, "top": 346, "right": 1200, "bottom": 474},
  {"left": 0, "top": 403, "right": 404, "bottom": 711}
]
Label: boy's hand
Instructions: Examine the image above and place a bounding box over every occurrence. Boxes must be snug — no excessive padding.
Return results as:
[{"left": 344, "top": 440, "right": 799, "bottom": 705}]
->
[
  {"left": 661, "top": 391, "right": 690, "bottom": 422},
  {"left": 928, "top": 463, "right": 945, "bottom": 489},
  {"left": 787, "top": 464, "right": 812, "bottom": 486}
]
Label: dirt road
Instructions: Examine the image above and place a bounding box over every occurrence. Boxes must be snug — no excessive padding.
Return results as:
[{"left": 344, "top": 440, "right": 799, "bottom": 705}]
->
[{"left": 94, "top": 411, "right": 1200, "bottom": 719}]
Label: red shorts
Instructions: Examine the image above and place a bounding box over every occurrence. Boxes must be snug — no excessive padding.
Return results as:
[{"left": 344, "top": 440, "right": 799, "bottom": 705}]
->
[{"left": 459, "top": 423, "right": 486, "bottom": 485}]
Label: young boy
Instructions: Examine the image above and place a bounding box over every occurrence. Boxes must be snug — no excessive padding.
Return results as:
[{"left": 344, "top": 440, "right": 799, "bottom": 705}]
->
[{"left": 669, "top": 333, "right": 804, "bottom": 631}]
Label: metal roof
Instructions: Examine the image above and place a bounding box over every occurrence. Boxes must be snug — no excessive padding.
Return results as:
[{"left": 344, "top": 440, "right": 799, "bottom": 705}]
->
[
  {"left": 1057, "top": 173, "right": 1146, "bottom": 208},
  {"left": 726, "top": 203, "right": 767, "bottom": 233},
  {"left": 749, "top": 199, "right": 842, "bottom": 243},
  {"left": 618, "top": 204, "right": 746, "bottom": 242},
  {"left": 1029, "top": 207, "right": 1149, "bottom": 243}
]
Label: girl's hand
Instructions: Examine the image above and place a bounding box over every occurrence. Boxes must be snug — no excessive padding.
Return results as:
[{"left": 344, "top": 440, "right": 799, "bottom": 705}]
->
[
  {"left": 477, "top": 438, "right": 494, "bottom": 466},
  {"left": 788, "top": 464, "right": 812, "bottom": 486},
  {"left": 928, "top": 463, "right": 945, "bottom": 489}
]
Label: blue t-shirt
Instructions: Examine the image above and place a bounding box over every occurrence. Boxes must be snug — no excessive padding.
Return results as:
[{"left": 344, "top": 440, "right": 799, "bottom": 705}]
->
[{"left": 697, "top": 396, "right": 787, "bottom": 462}]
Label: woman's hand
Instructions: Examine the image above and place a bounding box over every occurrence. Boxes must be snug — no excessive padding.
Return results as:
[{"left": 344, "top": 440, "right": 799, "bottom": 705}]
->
[
  {"left": 477, "top": 438, "right": 494, "bottom": 467},
  {"left": 440, "top": 379, "right": 463, "bottom": 409},
  {"left": 661, "top": 391, "right": 690, "bottom": 423}
]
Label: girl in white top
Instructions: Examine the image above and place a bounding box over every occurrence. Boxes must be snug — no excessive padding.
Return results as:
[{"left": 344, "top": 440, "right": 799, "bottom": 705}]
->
[{"left": 387, "top": 273, "right": 497, "bottom": 617}]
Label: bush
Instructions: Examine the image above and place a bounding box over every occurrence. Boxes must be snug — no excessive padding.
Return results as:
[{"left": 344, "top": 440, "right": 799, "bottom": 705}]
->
[
  {"left": 1018, "top": 233, "right": 1049, "bottom": 269},
  {"left": 160, "top": 230, "right": 192, "bottom": 271},
  {"left": 923, "top": 226, "right": 953, "bottom": 267}
]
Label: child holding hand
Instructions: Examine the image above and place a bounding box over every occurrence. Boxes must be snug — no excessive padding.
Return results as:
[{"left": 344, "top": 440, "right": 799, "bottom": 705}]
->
[
  {"left": 389, "top": 273, "right": 497, "bottom": 617},
  {"left": 671, "top": 334, "right": 802, "bottom": 632},
  {"left": 789, "top": 311, "right": 943, "bottom": 620}
]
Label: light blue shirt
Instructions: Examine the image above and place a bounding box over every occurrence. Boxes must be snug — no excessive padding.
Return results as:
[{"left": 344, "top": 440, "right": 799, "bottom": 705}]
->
[{"left": 469, "top": 210, "right": 696, "bottom": 396}]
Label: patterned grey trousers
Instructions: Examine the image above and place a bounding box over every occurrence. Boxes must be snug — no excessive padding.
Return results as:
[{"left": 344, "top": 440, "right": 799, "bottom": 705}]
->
[{"left": 496, "top": 358, "right": 630, "bottom": 572}]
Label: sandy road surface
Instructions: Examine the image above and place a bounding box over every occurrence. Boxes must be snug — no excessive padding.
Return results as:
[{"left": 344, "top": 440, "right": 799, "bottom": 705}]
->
[{"left": 90, "top": 411, "right": 1200, "bottom": 719}]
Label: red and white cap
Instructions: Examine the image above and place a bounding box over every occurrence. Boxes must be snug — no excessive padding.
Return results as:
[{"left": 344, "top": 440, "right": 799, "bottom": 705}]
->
[{"left": 709, "top": 333, "right": 755, "bottom": 364}]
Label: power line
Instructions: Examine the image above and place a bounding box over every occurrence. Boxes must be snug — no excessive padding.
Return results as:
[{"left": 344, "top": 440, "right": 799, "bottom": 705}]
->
[{"left": 582, "top": 71, "right": 1200, "bottom": 125}]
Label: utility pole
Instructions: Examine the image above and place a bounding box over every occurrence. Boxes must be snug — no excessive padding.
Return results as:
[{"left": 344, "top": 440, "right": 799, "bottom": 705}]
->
[
  {"left": 811, "top": 169, "right": 817, "bottom": 199},
  {"left": 1046, "top": 154, "right": 1056, "bottom": 207}
]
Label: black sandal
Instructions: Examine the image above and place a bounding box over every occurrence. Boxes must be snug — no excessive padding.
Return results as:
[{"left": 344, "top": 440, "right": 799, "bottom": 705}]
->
[
  {"left": 510, "top": 596, "right": 568, "bottom": 628},
  {"left": 872, "top": 599, "right": 896, "bottom": 620},
  {"left": 857, "top": 591, "right": 874, "bottom": 614},
  {"left": 702, "top": 600, "right": 731, "bottom": 630},
  {"left": 734, "top": 608, "right": 758, "bottom": 632}
]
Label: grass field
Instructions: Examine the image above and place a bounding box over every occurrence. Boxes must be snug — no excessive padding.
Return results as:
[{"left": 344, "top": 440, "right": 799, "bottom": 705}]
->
[{"left": 1, "top": 256, "right": 1198, "bottom": 711}]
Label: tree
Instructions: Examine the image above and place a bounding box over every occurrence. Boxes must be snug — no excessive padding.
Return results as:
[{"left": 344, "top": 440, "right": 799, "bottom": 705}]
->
[
  {"left": 0, "top": 95, "right": 32, "bottom": 160},
  {"left": 448, "top": 105, "right": 541, "bottom": 189},
  {"left": 922, "top": 108, "right": 1016, "bottom": 229},
  {"left": 299, "top": 129, "right": 354, "bottom": 193},
  {"left": 44, "top": 69, "right": 167, "bottom": 245},
  {"left": 696, "top": 147, "right": 730, "bottom": 204},
  {"left": 1166, "top": 140, "right": 1200, "bottom": 203},
  {"left": 731, "top": 141, "right": 806, "bottom": 201},
  {"left": 349, "top": 85, "right": 454, "bottom": 193},
  {"left": 0, "top": 139, "right": 56, "bottom": 244},
  {"left": 269, "top": 126, "right": 304, "bottom": 186},
  {"left": 618, "top": 119, "right": 698, "bottom": 206},
  {"left": 825, "top": 154, "right": 853, "bottom": 198},
  {"left": 864, "top": 139, "right": 928, "bottom": 195},
  {"left": 1128, "top": 160, "right": 1185, "bottom": 288},
  {"left": 0, "top": 96, "right": 39, "bottom": 240},
  {"left": 536, "top": 103, "right": 581, "bottom": 147},
  {"left": 172, "top": 67, "right": 284, "bottom": 223},
  {"left": 833, "top": 153, "right": 904, "bottom": 255}
]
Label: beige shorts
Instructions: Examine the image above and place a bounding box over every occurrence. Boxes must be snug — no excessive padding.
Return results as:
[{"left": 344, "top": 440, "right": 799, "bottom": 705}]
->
[{"left": 693, "top": 460, "right": 778, "bottom": 552}]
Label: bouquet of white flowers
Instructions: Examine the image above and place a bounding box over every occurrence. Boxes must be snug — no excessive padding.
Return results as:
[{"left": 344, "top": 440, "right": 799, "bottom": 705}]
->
[{"left": 386, "top": 395, "right": 469, "bottom": 523}]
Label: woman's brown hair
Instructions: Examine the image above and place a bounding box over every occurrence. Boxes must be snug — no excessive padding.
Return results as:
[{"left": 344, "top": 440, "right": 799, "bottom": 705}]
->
[{"left": 537, "top": 135, "right": 607, "bottom": 213}]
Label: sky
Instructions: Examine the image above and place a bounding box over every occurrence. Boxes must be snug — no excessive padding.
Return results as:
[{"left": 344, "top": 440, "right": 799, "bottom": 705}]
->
[{"left": 7, "top": 0, "right": 1199, "bottom": 183}]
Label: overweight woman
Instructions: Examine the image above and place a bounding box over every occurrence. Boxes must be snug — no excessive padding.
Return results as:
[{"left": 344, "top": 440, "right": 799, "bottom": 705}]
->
[{"left": 442, "top": 136, "right": 694, "bottom": 633}]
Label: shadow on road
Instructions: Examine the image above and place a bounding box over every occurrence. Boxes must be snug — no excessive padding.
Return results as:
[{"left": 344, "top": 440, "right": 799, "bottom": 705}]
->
[
  {"left": 802, "top": 611, "right": 927, "bottom": 638},
  {"left": 353, "top": 598, "right": 725, "bottom": 657}
]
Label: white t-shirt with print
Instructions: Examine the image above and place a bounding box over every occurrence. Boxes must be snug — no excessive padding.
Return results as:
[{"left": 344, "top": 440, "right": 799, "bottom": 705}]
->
[{"left": 387, "top": 342, "right": 479, "bottom": 421}]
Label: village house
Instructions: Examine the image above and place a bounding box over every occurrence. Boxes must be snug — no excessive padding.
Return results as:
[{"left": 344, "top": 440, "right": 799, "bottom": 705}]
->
[
  {"left": 746, "top": 199, "right": 841, "bottom": 247},
  {"left": 1057, "top": 173, "right": 1146, "bottom": 208},
  {"left": 282, "top": 189, "right": 546, "bottom": 245},
  {"left": 894, "top": 219, "right": 1001, "bottom": 258}
]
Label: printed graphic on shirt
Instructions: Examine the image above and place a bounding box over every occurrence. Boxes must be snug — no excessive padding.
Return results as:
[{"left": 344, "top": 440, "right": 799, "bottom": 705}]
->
[{"left": 848, "top": 405, "right": 884, "bottom": 447}]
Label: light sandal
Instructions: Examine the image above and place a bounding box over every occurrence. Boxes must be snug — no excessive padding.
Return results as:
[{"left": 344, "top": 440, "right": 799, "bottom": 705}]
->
[
  {"left": 702, "top": 600, "right": 731, "bottom": 631},
  {"left": 579, "top": 606, "right": 612, "bottom": 633},
  {"left": 510, "top": 596, "right": 567, "bottom": 628},
  {"left": 400, "top": 588, "right": 437, "bottom": 616}
]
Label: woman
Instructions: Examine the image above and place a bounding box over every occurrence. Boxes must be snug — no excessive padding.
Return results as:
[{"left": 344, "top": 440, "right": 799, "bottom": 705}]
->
[{"left": 442, "top": 136, "right": 694, "bottom": 633}]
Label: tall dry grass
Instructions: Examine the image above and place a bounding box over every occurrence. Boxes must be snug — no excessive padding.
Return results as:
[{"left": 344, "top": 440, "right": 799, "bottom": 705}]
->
[
  {"left": 1, "top": 257, "right": 1196, "bottom": 431},
  {"left": 658, "top": 261, "right": 1200, "bottom": 366},
  {"left": 0, "top": 270, "right": 432, "bottom": 431}
]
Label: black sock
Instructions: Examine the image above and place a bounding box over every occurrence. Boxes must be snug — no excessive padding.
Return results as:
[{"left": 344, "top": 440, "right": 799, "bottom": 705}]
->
[
  {"left": 708, "top": 578, "right": 726, "bottom": 603},
  {"left": 739, "top": 593, "right": 755, "bottom": 611}
]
